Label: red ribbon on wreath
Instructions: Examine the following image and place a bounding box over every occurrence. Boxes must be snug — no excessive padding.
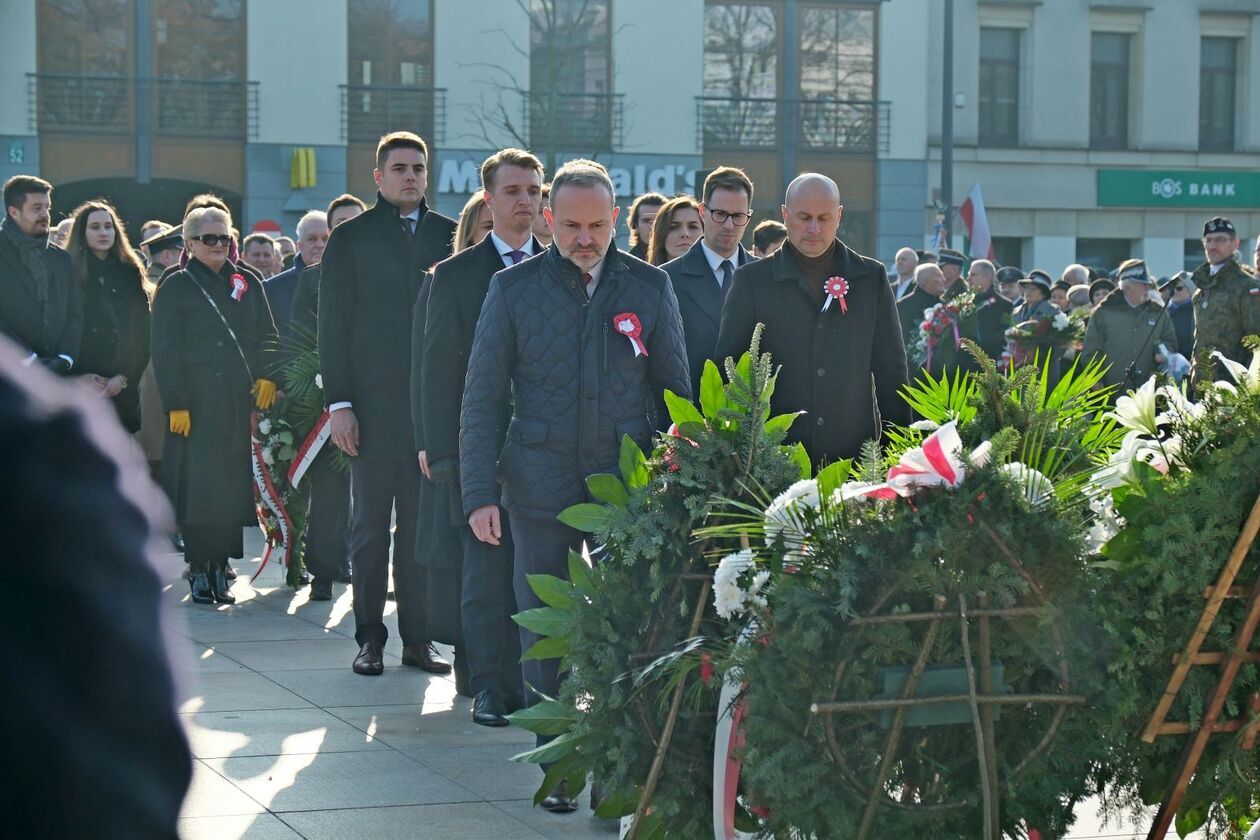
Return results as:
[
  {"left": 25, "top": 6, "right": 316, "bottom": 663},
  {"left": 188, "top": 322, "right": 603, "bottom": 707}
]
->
[
  {"left": 230, "top": 273, "right": 249, "bottom": 301},
  {"left": 613, "top": 312, "right": 648, "bottom": 357},
  {"left": 822, "top": 276, "right": 849, "bottom": 313}
]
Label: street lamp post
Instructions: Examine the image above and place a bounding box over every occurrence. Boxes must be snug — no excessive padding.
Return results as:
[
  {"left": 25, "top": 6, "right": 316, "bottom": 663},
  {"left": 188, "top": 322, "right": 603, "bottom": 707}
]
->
[{"left": 941, "top": 0, "right": 954, "bottom": 248}]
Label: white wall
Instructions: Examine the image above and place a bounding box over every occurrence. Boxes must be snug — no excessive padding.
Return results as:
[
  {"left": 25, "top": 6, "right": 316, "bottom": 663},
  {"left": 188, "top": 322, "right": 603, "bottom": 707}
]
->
[
  {"left": 435, "top": 0, "right": 531, "bottom": 151},
  {"left": 247, "top": 0, "right": 347, "bottom": 146},
  {"left": 614, "top": 0, "right": 702, "bottom": 155},
  {"left": 0, "top": 0, "right": 37, "bottom": 136},
  {"left": 878, "top": 0, "right": 930, "bottom": 162}
]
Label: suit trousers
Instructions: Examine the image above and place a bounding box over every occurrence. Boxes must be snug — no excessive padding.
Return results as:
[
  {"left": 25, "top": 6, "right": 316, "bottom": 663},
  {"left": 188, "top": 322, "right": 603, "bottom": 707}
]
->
[
  {"left": 508, "top": 509, "right": 585, "bottom": 750},
  {"left": 461, "top": 512, "right": 522, "bottom": 702},
  {"left": 304, "top": 455, "right": 351, "bottom": 584},
  {"left": 349, "top": 456, "right": 426, "bottom": 648}
]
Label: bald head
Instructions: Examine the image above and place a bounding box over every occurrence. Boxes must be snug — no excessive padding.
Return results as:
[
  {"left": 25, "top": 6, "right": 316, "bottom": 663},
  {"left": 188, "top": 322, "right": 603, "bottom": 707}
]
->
[
  {"left": 1062, "top": 263, "right": 1090, "bottom": 286},
  {"left": 894, "top": 246, "right": 918, "bottom": 279},
  {"left": 781, "top": 172, "right": 842, "bottom": 258},
  {"left": 915, "top": 263, "right": 946, "bottom": 297},
  {"left": 967, "top": 258, "right": 996, "bottom": 293}
]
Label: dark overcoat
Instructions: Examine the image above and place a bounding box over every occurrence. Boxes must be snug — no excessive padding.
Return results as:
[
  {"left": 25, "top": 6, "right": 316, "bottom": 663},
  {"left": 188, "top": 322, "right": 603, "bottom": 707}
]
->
[
  {"left": 714, "top": 239, "right": 910, "bottom": 466},
  {"left": 263, "top": 253, "right": 306, "bottom": 341},
  {"left": 460, "top": 245, "right": 691, "bottom": 519},
  {"left": 661, "top": 239, "right": 755, "bottom": 397},
  {"left": 76, "top": 255, "right": 151, "bottom": 431},
  {"left": 896, "top": 285, "right": 940, "bottom": 351},
  {"left": 318, "top": 195, "right": 456, "bottom": 458},
  {"left": 151, "top": 258, "right": 278, "bottom": 529},
  {"left": 0, "top": 226, "right": 82, "bottom": 362},
  {"left": 290, "top": 263, "right": 321, "bottom": 342}
]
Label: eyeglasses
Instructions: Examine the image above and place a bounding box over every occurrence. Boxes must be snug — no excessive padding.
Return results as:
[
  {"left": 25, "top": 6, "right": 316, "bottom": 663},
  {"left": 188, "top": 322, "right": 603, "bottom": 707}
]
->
[
  {"left": 191, "top": 234, "right": 233, "bottom": 247},
  {"left": 703, "top": 205, "right": 752, "bottom": 227}
]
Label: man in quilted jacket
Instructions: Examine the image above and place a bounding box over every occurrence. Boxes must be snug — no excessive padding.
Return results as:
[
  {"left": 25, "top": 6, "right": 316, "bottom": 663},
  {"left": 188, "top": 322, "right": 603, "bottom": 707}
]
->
[{"left": 459, "top": 158, "right": 690, "bottom": 812}]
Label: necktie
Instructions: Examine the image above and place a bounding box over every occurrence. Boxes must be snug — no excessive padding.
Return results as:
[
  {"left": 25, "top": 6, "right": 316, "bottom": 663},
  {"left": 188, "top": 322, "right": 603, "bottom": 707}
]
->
[
  {"left": 581, "top": 272, "right": 593, "bottom": 293},
  {"left": 508, "top": 250, "right": 526, "bottom": 265},
  {"left": 401, "top": 217, "right": 415, "bottom": 237},
  {"left": 719, "top": 259, "right": 733, "bottom": 289}
]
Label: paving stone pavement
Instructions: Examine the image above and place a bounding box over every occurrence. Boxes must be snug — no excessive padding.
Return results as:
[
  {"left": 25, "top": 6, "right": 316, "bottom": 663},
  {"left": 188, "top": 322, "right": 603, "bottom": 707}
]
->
[{"left": 163, "top": 529, "right": 1194, "bottom": 839}]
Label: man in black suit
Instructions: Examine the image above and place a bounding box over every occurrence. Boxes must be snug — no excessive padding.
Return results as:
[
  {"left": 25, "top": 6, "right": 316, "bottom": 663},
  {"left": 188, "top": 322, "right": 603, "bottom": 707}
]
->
[
  {"left": 420, "top": 148, "right": 544, "bottom": 727},
  {"left": 0, "top": 176, "right": 81, "bottom": 374},
  {"left": 1, "top": 335, "right": 191, "bottom": 837},
  {"left": 265, "top": 210, "right": 327, "bottom": 341},
  {"left": 460, "top": 159, "right": 691, "bottom": 812},
  {"left": 714, "top": 173, "right": 910, "bottom": 467},
  {"left": 318, "top": 131, "right": 457, "bottom": 677},
  {"left": 661, "top": 166, "right": 757, "bottom": 396}
]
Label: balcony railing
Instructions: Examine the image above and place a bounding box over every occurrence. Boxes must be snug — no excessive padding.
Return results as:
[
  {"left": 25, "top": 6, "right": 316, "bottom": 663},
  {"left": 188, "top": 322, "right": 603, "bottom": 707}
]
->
[
  {"left": 697, "top": 96, "right": 890, "bottom": 154},
  {"left": 523, "top": 91, "right": 624, "bottom": 152},
  {"left": 27, "top": 74, "right": 259, "bottom": 140},
  {"left": 341, "top": 85, "right": 445, "bottom": 145}
]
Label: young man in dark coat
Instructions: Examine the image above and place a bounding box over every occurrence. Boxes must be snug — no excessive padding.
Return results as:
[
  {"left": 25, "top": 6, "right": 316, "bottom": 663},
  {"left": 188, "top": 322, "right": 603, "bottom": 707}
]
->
[
  {"left": 151, "top": 205, "right": 279, "bottom": 605},
  {"left": 318, "top": 131, "right": 457, "bottom": 677},
  {"left": 419, "top": 148, "right": 544, "bottom": 727},
  {"left": 715, "top": 173, "right": 910, "bottom": 467},
  {"left": 460, "top": 159, "right": 691, "bottom": 812},
  {"left": 660, "top": 166, "right": 758, "bottom": 397},
  {"left": 0, "top": 335, "right": 192, "bottom": 838},
  {"left": 0, "top": 176, "right": 82, "bottom": 373}
]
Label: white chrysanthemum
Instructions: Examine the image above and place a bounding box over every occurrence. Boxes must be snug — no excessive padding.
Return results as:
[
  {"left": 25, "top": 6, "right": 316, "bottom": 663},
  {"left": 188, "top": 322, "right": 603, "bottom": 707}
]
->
[
  {"left": 999, "top": 462, "right": 1054, "bottom": 507},
  {"left": 258, "top": 418, "right": 272, "bottom": 436},
  {"left": 713, "top": 550, "right": 755, "bottom": 619},
  {"left": 909, "top": 419, "right": 940, "bottom": 432},
  {"left": 763, "top": 479, "right": 820, "bottom": 550},
  {"left": 314, "top": 373, "right": 324, "bottom": 389},
  {"left": 261, "top": 447, "right": 275, "bottom": 467},
  {"left": 1052, "top": 311, "right": 1070, "bottom": 330}
]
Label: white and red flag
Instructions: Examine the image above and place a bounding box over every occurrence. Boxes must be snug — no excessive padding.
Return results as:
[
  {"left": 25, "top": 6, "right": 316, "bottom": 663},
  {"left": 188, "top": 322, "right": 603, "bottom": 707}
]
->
[{"left": 959, "top": 182, "right": 996, "bottom": 261}]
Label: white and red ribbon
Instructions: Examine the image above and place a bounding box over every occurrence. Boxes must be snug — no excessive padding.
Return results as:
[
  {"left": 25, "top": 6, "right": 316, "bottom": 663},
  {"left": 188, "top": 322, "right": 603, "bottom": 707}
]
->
[
  {"left": 251, "top": 439, "right": 293, "bottom": 582},
  {"left": 840, "top": 421, "right": 991, "bottom": 501},
  {"left": 713, "top": 621, "right": 762, "bottom": 840},
  {"left": 230, "top": 273, "right": 249, "bottom": 301},
  {"left": 822, "top": 276, "right": 849, "bottom": 313},
  {"left": 613, "top": 312, "right": 648, "bottom": 357},
  {"left": 287, "top": 409, "right": 332, "bottom": 488}
]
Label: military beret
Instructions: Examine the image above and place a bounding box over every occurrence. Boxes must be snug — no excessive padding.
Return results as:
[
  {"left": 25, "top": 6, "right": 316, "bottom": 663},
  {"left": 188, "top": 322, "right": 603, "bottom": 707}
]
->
[
  {"left": 938, "top": 248, "right": 966, "bottom": 267},
  {"left": 1204, "top": 216, "right": 1236, "bottom": 237},
  {"left": 1116, "top": 258, "right": 1153, "bottom": 285}
]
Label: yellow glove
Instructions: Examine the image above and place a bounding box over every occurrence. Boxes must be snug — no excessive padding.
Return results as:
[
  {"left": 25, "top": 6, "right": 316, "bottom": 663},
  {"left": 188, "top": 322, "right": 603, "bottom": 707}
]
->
[
  {"left": 169, "top": 410, "right": 191, "bottom": 437},
  {"left": 252, "top": 378, "right": 277, "bottom": 410}
]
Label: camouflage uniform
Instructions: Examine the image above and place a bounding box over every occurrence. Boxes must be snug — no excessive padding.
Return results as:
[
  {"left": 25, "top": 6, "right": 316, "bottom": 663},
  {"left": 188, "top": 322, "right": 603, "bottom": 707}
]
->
[{"left": 1189, "top": 258, "right": 1260, "bottom": 390}]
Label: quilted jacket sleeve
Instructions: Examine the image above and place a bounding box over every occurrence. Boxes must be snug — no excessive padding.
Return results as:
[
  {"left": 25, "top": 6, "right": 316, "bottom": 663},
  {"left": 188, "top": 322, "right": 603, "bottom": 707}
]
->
[
  {"left": 459, "top": 276, "right": 515, "bottom": 515},
  {"left": 648, "top": 276, "right": 693, "bottom": 416}
]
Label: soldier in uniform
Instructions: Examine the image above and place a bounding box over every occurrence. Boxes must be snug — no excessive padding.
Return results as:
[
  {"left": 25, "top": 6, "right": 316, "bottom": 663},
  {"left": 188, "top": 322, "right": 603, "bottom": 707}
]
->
[{"left": 1189, "top": 216, "right": 1260, "bottom": 392}]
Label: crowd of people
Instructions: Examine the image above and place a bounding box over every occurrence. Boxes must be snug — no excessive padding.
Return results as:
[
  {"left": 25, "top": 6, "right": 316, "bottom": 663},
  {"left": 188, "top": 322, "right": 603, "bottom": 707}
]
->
[{"left": 2, "top": 128, "right": 1259, "bottom": 817}]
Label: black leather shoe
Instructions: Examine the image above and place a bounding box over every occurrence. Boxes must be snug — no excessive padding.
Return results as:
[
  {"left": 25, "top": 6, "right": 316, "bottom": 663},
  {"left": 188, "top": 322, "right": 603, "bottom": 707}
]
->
[
  {"left": 189, "top": 573, "right": 214, "bottom": 604},
  {"left": 309, "top": 580, "right": 332, "bottom": 601},
  {"left": 401, "top": 643, "right": 452, "bottom": 674},
  {"left": 540, "top": 781, "right": 577, "bottom": 813},
  {"left": 210, "top": 567, "right": 236, "bottom": 604},
  {"left": 352, "top": 641, "right": 384, "bottom": 676},
  {"left": 472, "top": 691, "right": 509, "bottom": 727},
  {"left": 224, "top": 564, "right": 237, "bottom": 581}
]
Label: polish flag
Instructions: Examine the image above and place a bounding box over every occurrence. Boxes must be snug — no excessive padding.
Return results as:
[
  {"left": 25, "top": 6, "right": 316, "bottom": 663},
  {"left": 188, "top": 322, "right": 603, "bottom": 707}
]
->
[{"left": 959, "top": 182, "right": 995, "bottom": 261}]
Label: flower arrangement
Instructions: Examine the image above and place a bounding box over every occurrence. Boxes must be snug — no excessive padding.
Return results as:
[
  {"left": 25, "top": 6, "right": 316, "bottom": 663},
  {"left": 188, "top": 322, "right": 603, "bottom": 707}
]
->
[
  {"left": 1003, "top": 310, "right": 1085, "bottom": 371},
  {"left": 910, "top": 291, "right": 978, "bottom": 371}
]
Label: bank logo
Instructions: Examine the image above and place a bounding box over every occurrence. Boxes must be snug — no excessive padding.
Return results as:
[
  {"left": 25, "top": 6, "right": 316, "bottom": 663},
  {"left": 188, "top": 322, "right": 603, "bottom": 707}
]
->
[{"left": 1152, "top": 178, "right": 1181, "bottom": 200}]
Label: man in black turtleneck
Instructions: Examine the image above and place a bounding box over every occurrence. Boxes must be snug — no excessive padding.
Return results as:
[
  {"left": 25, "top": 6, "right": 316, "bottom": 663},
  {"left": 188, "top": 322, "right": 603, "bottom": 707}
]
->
[
  {"left": 0, "top": 175, "right": 81, "bottom": 373},
  {"left": 318, "top": 131, "right": 457, "bottom": 679},
  {"left": 714, "top": 173, "right": 909, "bottom": 466}
]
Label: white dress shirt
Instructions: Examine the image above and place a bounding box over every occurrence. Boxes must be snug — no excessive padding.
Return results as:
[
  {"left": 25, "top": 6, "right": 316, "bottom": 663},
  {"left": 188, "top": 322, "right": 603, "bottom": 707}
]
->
[
  {"left": 489, "top": 231, "right": 535, "bottom": 269},
  {"left": 700, "top": 240, "right": 738, "bottom": 288}
]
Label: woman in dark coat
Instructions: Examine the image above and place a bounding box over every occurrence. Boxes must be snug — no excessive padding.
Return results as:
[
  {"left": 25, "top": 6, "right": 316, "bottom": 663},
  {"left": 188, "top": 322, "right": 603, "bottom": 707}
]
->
[
  {"left": 151, "top": 205, "right": 279, "bottom": 604},
  {"left": 66, "top": 200, "right": 151, "bottom": 432}
]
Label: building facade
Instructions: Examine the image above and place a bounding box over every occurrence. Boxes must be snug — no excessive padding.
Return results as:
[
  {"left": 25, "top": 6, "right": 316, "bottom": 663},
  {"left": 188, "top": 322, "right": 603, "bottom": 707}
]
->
[
  {"left": 877, "top": 0, "right": 1260, "bottom": 275},
  {"left": 0, "top": 0, "right": 886, "bottom": 252}
]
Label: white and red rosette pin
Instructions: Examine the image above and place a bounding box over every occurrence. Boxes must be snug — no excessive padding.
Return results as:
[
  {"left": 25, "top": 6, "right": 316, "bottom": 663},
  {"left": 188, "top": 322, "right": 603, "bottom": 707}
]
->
[
  {"left": 822, "top": 276, "right": 849, "bottom": 313},
  {"left": 613, "top": 312, "right": 649, "bottom": 357},
  {"left": 230, "top": 273, "right": 249, "bottom": 301}
]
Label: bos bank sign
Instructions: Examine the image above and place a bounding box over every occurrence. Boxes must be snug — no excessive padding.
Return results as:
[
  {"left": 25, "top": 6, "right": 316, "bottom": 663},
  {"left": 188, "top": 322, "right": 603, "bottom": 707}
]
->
[{"left": 1098, "top": 169, "right": 1260, "bottom": 208}]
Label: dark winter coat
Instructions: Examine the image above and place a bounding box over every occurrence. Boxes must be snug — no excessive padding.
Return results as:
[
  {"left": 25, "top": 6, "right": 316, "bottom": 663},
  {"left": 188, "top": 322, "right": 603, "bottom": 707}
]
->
[
  {"left": 151, "top": 258, "right": 278, "bottom": 528},
  {"left": 1081, "top": 290, "right": 1178, "bottom": 393},
  {"left": 318, "top": 195, "right": 456, "bottom": 459},
  {"left": 896, "top": 285, "right": 940, "bottom": 352},
  {"left": 661, "top": 239, "right": 755, "bottom": 397},
  {"left": 970, "top": 285, "right": 1015, "bottom": 364},
  {"left": 263, "top": 253, "right": 306, "bottom": 341},
  {"left": 1167, "top": 299, "right": 1195, "bottom": 361},
  {"left": 714, "top": 239, "right": 910, "bottom": 466},
  {"left": 290, "top": 263, "right": 321, "bottom": 342},
  {"left": 460, "top": 244, "right": 691, "bottom": 519},
  {"left": 75, "top": 254, "right": 151, "bottom": 431},
  {"left": 0, "top": 219, "right": 82, "bottom": 365}
]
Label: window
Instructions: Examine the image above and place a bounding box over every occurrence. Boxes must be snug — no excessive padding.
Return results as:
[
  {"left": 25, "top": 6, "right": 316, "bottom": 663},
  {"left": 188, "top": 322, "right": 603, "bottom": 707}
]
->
[
  {"left": 528, "top": 0, "right": 614, "bottom": 150},
  {"left": 155, "top": 0, "right": 245, "bottom": 81},
  {"left": 1076, "top": 238, "right": 1133, "bottom": 274},
  {"left": 701, "top": 3, "right": 778, "bottom": 147},
  {"left": 1184, "top": 239, "right": 1205, "bottom": 273},
  {"left": 799, "top": 6, "right": 876, "bottom": 150},
  {"left": 1200, "top": 37, "right": 1238, "bottom": 152},
  {"left": 1090, "top": 32, "right": 1129, "bottom": 150},
  {"left": 348, "top": 0, "right": 434, "bottom": 88},
  {"left": 991, "top": 237, "right": 1024, "bottom": 271},
  {"left": 979, "top": 28, "right": 1020, "bottom": 147},
  {"left": 38, "top": 0, "right": 131, "bottom": 77}
]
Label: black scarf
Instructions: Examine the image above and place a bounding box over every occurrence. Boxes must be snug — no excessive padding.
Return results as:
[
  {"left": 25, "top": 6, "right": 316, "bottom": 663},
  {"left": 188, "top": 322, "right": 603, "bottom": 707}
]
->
[{"left": 1, "top": 215, "right": 52, "bottom": 308}]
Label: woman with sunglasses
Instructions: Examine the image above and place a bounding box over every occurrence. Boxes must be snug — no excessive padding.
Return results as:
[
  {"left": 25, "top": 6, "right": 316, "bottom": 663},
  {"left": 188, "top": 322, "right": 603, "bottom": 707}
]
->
[
  {"left": 65, "top": 199, "right": 151, "bottom": 433},
  {"left": 151, "top": 205, "right": 280, "bottom": 605}
]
